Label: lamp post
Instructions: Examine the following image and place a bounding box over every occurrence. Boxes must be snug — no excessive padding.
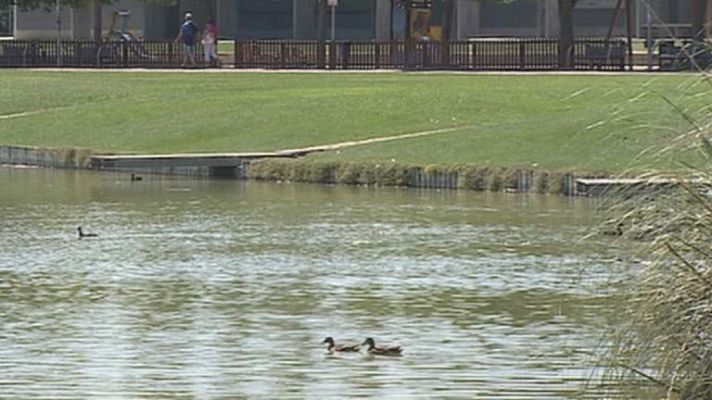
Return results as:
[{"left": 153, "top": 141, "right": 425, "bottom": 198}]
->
[{"left": 327, "top": 0, "right": 337, "bottom": 42}]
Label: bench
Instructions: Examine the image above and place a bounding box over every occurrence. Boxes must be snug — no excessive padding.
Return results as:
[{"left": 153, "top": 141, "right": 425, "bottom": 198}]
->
[
  {"left": 641, "top": 23, "right": 693, "bottom": 39},
  {"left": 583, "top": 44, "right": 626, "bottom": 70},
  {"left": 658, "top": 40, "right": 683, "bottom": 71},
  {"left": 659, "top": 40, "right": 712, "bottom": 71}
]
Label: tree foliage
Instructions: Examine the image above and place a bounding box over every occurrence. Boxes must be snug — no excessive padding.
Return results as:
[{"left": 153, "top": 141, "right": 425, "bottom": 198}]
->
[{"left": 0, "top": 0, "right": 176, "bottom": 12}]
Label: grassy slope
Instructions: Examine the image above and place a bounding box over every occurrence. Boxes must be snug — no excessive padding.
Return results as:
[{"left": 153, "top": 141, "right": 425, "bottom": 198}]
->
[{"left": 0, "top": 70, "right": 709, "bottom": 172}]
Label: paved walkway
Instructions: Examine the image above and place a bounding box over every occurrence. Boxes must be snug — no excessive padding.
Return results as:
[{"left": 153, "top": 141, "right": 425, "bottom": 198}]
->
[
  {"left": 92, "top": 125, "right": 470, "bottom": 164},
  {"left": 24, "top": 67, "right": 709, "bottom": 76}
]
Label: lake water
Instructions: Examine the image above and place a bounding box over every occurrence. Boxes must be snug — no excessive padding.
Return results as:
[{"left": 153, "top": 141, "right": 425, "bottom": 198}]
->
[{"left": 0, "top": 167, "right": 623, "bottom": 399}]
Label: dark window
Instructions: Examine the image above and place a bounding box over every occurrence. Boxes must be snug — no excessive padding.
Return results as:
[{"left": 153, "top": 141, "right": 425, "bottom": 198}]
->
[
  {"left": 676, "top": 0, "right": 692, "bottom": 23},
  {"left": 237, "top": 0, "right": 293, "bottom": 39},
  {"left": 333, "top": 0, "right": 374, "bottom": 39},
  {"left": 574, "top": 9, "right": 623, "bottom": 29},
  {"left": 480, "top": 0, "right": 538, "bottom": 29},
  {"left": 392, "top": 2, "right": 407, "bottom": 39},
  {"left": 0, "top": 5, "right": 13, "bottom": 36}
]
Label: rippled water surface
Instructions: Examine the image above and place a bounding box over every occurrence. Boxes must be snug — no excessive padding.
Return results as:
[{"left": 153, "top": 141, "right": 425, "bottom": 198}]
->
[{"left": 0, "top": 167, "right": 621, "bottom": 398}]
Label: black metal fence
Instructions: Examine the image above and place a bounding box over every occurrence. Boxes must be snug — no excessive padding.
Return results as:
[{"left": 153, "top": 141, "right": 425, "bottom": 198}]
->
[
  {"left": 0, "top": 40, "right": 204, "bottom": 68},
  {"left": 1, "top": 38, "right": 629, "bottom": 71},
  {"left": 235, "top": 38, "right": 629, "bottom": 71}
]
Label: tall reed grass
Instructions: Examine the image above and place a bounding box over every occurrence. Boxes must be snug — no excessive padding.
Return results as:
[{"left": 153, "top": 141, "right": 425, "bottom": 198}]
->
[{"left": 600, "top": 70, "right": 711, "bottom": 398}]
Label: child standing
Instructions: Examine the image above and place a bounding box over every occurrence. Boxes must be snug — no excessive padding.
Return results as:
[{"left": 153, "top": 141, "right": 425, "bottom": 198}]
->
[{"left": 202, "top": 19, "right": 219, "bottom": 67}]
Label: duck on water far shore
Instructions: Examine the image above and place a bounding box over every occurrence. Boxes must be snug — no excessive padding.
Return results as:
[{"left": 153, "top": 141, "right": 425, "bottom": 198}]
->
[
  {"left": 602, "top": 223, "right": 624, "bottom": 236},
  {"left": 322, "top": 337, "right": 360, "bottom": 353},
  {"left": 77, "top": 226, "right": 98, "bottom": 239},
  {"left": 363, "top": 337, "right": 402, "bottom": 356}
]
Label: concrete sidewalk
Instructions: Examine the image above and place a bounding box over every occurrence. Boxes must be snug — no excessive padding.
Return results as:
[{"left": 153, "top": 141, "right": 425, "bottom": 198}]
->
[{"left": 22, "top": 67, "right": 706, "bottom": 76}]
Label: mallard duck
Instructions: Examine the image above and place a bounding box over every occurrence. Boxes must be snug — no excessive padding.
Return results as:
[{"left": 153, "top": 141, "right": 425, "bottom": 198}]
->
[
  {"left": 363, "top": 337, "right": 402, "bottom": 356},
  {"left": 130, "top": 173, "right": 143, "bottom": 182},
  {"left": 322, "top": 337, "right": 360, "bottom": 353},
  {"left": 77, "top": 226, "right": 98, "bottom": 239},
  {"left": 603, "top": 223, "right": 624, "bottom": 236}
]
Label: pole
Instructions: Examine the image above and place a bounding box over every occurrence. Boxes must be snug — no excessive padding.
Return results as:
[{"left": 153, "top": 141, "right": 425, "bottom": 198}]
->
[
  {"left": 292, "top": 0, "right": 297, "bottom": 39},
  {"left": 405, "top": 1, "right": 411, "bottom": 69},
  {"left": 12, "top": 3, "right": 17, "bottom": 37},
  {"left": 646, "top": 2, "right": 652, "bottom": 71},
  {"left": 635, "top": 0, "right": 640, "bottom": 38},
  {"left": 605, "top": 0, "right": 624, "bottom": 42},
  {"left": 56, "top": 0, "right": 61, "bottom": 67},
  {"left": 625, "top": 0, "right": 633, "bottom": 71},
  {"left": 330, "top": 5, "right": 335, "bottom": 42}
]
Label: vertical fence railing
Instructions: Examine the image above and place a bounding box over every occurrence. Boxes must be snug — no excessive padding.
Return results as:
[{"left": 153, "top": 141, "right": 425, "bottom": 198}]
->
[
  {"left": 0, "top": 39, "right": 206, "bottom": 68},
  {"left": 573, "top": 38, "right": 628, "bottom": 71},
  {"left": 2, "top": 38, "right": 630, "bottom": 71}
]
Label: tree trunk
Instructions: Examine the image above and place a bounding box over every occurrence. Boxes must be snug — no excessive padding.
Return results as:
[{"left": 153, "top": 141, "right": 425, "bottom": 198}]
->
[
  {"left": 93, "top": 0, "right": 103, "bottom": 44},
  {"left": 691, "top": 0, "right": 707, "bottom": 40},
  {"left": 317, "top": 0, "right": 326, "bottom": 68},
  {"left": 442, "top": 0, "right": 454, "bottom": 65},
  {"left": 708, "top": 0, "right": 712, "bottom": 38},
  {"left": 442, "top": 0, "right": 454, "bottom": 42},
  {"left": 558, "top": 0, "right": 574, "bottom": 69}
]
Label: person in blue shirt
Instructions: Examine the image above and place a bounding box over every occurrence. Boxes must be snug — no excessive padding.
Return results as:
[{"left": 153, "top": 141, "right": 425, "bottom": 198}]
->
[{"left": 175, "top": 12, "right": 200, "bottom": 67}]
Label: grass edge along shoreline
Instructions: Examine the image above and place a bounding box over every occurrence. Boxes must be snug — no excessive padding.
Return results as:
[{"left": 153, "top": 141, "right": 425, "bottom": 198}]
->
[{"left": 0, "top": 145, "right": 618, "bottom": 196}]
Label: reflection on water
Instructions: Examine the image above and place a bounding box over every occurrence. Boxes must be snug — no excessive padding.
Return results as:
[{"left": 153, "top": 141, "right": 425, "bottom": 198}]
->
[{"left": 0, "top": 167, "right": 621, "bottom": 398}]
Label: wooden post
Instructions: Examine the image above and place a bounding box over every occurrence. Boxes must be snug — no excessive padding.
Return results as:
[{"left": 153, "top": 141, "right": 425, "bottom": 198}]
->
[
  {"left": 375, "top": 42, "right": 381, "bottom": 69},
  {"left": 471, "top": 40, "right": 477, "bottom": 70},
  {"left": 422, "top": 41, "right": 428, "bottom": 69},
  {"left": 168, "top": 42, "right": 174, "bottom": 66},
  {"left": 122, "top": 41, "right": 128, "bottom": 67},
  {"left": 329, "top": 41, "right": 336, "bottom": 69},
  {"left": 280, "top": 42, "right": 286, "bottom": 68},
  {"left": 234, "top": 41, "right": 242, "bottom": 68},
  {"left": 342, "top": 42, "right": 350, "bottom": 69}
]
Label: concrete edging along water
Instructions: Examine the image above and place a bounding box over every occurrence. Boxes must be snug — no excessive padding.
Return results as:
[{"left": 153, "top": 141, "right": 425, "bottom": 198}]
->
[
  {"left": 0, "top": 145, "right": 305, "bottom": 178},
  {"left": 0, "top": 144, "right": 680, "bottom": 196}
]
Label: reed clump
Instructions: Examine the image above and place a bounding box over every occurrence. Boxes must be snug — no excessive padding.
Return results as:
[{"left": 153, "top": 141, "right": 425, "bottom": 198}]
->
[
  {"left": 458, "top": 165, "right": 490, "bottom": 191},
  {"left": 49, "top": 147, "right": 93, "bottom": 168},
  {"left": 602, "top": 136, "right": 712, "bottom": 398},
  {"left": 248, "top": 158, "right": 599, "bottom": 195}
]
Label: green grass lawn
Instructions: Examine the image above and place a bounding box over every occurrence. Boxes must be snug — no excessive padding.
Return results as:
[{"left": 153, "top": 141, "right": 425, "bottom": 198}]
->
[
  {"left": 0, "top": 70, "right": 709, "bottom": 172},
  {"left": 217, "top": 40, "right": 235, "bottom": 54}
]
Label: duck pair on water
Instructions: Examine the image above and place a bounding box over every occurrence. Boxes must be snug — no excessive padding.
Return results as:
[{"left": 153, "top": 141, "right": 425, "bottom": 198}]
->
[{"left": 322, "top": 337, "right": 402, "bottom": 356}]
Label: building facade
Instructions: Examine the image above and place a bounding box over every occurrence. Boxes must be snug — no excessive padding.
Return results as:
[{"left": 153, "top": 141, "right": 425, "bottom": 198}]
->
[
  {"left": 0, "top": 4, "right": 13, "bottom": 36},
  {"left": 11, "top": 0, "right": 710, "bottom": 41}
]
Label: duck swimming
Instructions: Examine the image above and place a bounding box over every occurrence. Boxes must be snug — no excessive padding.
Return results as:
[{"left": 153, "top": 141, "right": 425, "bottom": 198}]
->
[
  {"left": 77, "top": 226, "right": 98, "bottom": 239},
  {"left": 362, "top": 337, "right": 402, "bottom": 356},
  {"left": 322, "top": 337, "right": 360, "bottom": 353},
  {"left": 130, "top": 173, "right": 143, "bottom": 182},
  {"left": 602, "top": 223, "right": 624, "bottom": 236}
]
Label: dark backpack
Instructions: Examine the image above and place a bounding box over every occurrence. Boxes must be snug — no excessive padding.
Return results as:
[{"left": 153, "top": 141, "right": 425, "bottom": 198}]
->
[{"left": 181, "top": 21, "right": 198, "bottom": 44}]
